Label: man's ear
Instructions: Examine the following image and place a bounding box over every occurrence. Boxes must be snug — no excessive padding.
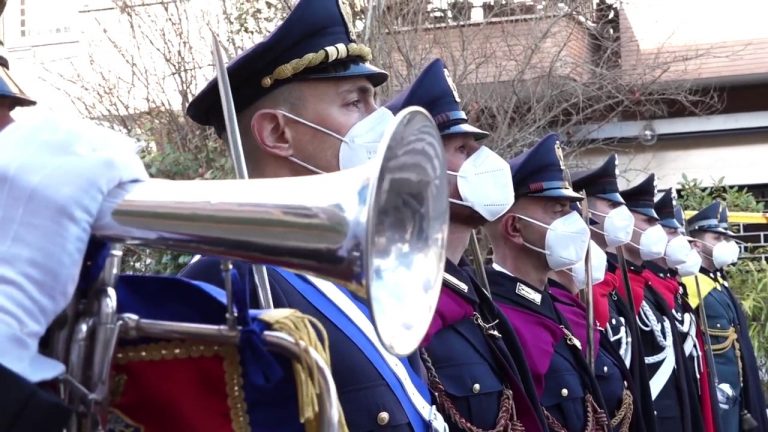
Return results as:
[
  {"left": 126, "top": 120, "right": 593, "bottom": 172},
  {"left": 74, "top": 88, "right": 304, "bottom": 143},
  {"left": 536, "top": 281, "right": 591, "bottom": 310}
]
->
[
  {"left": 502, "top": 213, "right": 524, "bottom": 245},
  {"left": 691, "top": 239, "right": 703, "bottom": 252},
  {"left": 250, "top": 109, "right": 293, "bottom": 157}
]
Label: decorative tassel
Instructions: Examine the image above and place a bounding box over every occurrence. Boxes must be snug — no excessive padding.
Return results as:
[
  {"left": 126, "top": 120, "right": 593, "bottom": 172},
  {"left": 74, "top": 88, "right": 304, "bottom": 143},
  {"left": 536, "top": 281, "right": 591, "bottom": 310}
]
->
[{"left": 258, "top": 308, "right": 348, "bottom": 432}]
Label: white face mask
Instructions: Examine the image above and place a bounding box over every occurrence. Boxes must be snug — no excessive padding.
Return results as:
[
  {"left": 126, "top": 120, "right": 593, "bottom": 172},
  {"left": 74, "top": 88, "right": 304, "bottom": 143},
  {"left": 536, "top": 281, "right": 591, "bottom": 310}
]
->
[
  {"left": 725, "top": 240, "right": 740, "bottom": 264},
  {"left": 280, "top": 107, "right": 396, "bottom": 172},
  {"left": 516, "top": 211, "right": 592, "bottom": 271},
  {"left": 570, "top": 240, "right": 607, "bottom": 290},
  {"left": 676, "top": 248, "right": 702, "bottom": 277},
  {"left": 711, "top": 241, "right": 733, "bottom": 269},
  {"left": 632, "top": 224, "right": 668, "bottom": 261},
  {"left": 664, "top": 234, "right": 692, "bottom": 268},
  {"left": 590, "top": 205, "right": 634, "bottom": 248},
  {"left": 448, "top": 146, "right": 514, "bottom": 221}
]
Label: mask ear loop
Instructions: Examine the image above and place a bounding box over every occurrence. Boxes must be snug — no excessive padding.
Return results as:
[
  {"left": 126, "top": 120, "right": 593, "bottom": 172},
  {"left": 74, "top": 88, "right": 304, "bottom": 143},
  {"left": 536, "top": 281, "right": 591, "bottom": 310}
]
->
[
  {"left": 512, "top": 214, "right": 552, "bottom": 256},
  {"left": 689, "top": 238, "right": 718, "bottom": 262},
  {"left": 286, "top": 156, "right": 325, "bottom": 175},
  {"left": 446, "top": 170, "right": 471, "bottom": 208},
  {"left": 276, "top": 111, "right": 338, "bottom": 175},
  {"left": 278, "top": 110, "right": 346, "bottom": 142},
  {"left": 589, "top": 208, "right": 629, "bottom": 245}
]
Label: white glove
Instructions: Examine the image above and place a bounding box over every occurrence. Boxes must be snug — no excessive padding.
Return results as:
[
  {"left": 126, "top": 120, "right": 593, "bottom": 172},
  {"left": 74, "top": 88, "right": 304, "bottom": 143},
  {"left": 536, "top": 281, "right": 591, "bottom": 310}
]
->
[{"left": 0, "top": 115, "right": 148, "bottom": 382}]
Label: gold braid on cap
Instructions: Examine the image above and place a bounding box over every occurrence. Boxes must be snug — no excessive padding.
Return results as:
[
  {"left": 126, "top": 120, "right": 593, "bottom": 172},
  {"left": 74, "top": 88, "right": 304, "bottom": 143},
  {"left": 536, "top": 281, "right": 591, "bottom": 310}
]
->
[{"left": 260, "top": 42, "right": 372, "bottom": 88}]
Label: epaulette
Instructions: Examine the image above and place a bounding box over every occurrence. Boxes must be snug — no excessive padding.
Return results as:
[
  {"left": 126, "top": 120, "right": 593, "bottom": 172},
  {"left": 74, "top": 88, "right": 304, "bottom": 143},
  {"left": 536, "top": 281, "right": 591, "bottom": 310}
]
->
[{"left": 443, "top": 272, "right": 468, "bottom": 293}]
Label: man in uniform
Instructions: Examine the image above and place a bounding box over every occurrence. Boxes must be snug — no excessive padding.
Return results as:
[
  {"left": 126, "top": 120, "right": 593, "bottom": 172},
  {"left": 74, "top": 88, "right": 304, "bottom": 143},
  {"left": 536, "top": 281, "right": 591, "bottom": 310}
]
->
[
  {"left": 644, "top": 189, "right": 716, "bottom": 432},
  {"left": 684, "top": 202, "right": 768, "bottom": 431},
  {"left": 181, "top": 1, "right": 446, "bottom": 430},
  {"left": 617, "top": 174, "right": 703, "bottom": 432},
  {"left": 484, "top": 135, "right": 611, "bottom": 432},
  {"left": 571, "top": 156, "right": 659, "bottom": 432},
  {"left": 548, "top": 205, "right": 645, "bottom": 432},
  {"left": 385, "top": 58, "right": 546, "bottom": 432}
]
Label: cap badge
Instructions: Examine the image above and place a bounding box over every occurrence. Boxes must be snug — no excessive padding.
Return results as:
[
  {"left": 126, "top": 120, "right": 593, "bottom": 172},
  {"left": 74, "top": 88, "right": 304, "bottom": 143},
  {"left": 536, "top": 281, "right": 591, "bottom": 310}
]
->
[
  {"left": 444, "top": 68, "right": 462, "bottom": 103},
  {"left": 338, "top": 0, "right": 357, "bottom": 40}
]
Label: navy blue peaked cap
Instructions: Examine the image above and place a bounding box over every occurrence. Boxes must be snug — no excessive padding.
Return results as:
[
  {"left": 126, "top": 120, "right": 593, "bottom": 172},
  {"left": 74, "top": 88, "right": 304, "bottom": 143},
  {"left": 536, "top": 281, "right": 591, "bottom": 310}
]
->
[
  {"left": 620, "top": 173, "right": 658, "bottom": 219},
  {"left": 674, "top": 205, "right": 686, "bottom": 234},
  {"left": 571, "top": 154, "right": 625, "bottom": 204},
  {"left": 688, "top": 201, "right": 733, "bottom": 236},
  {"left": 654, "top": 188, "right": 682, "bottom": 230},
  {"left": 509, "top": 133, "right": 582, "bottom": 201},
  {"left": 718, "top": 203, "right": 735, "bottom": 235},
  {"left": 385, "top": 58, "right": 489, "bottom": 140},
  {"left": 0, "top": 54, "right": 36, "bottom": 108},
  {"left": 187, "top": 0, "right": 388, "bottom": 133}
]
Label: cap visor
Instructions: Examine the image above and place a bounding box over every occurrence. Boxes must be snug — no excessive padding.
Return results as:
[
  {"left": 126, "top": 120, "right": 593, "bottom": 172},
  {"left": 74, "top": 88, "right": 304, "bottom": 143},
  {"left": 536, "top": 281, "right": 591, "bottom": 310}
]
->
[
  {"left": 690, "top": 226, "right": 733, "bottom": 236},
  {"left": 629, "top": 207, "right": 660, "bottom": 220},
  {"left": 594, "top": 192, "right": 626, "bottom": 205},
  {"left": 659, "top": 218, "right": 682, "bottom": 230},
  {"left": 299, "top": 60, "right": 389, "bottom": 87},
  {"left": 441, "top": 124, "right": 490, "bottom": 141},
  {"left": 527, "top": 188, "right": 584, "bottom": 201}
]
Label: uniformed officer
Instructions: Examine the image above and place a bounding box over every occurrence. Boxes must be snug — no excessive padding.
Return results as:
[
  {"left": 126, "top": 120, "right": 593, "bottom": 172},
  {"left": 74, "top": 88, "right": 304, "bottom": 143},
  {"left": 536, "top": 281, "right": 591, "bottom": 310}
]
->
[
  {"left": 547, "top": 204, "right": 644, "bottom": 432},
  {"left": 673, "top": 203, "right": 721, "bottom": 431},
  {"left": 484, "top": 134, "right": 611, "bottom": 432},
  {"left": 618, "top": 174, "right": 702, "bottom": 432},
  {"left": 181, "top": 1, "right": 444, "bottom": 430},
  {"left": 571, "top": 156, "right": 658, "bottom": 432},
  {"left": 644, "top": 189, "right": 715, "bottom": 431},
  {"left": 683, "top": 202, "right": 768, "bottom": 431},
  {"left": 385, "top": 58, "right": 546, "bottom": 432}
]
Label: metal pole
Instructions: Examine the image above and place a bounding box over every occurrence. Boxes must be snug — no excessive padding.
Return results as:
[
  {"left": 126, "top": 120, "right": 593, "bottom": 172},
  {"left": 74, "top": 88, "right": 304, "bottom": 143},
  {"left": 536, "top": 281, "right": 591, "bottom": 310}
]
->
[
  {"left": 468, "top": 229, "right": 492, "bottom": 297},
  {"left": 211, "top": 33, "right": 274, "bottom": 310},
  {"left": 693, "top": 274, "right": 721, "bottom": 420},
  {"left": 581, "top": 195, "right": 595, "bottom": 372}
]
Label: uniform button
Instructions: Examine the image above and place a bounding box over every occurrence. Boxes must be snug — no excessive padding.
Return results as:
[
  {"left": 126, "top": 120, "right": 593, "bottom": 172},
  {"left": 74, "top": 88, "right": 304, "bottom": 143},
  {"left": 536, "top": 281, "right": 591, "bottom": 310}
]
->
[
  {"left": 717, "top": 323, "right": 721, "bottom": 328},
  {"left": 623, "top": 380, "right": 628, "bottom": 388},
  {"left": 472, "top": 383, "right": 480, "bottom": 394},
  {"left": 377, "top": 412, "right": 390, "bottom": 426},
  {"left": 603, "top": 366, "right": 609, "bottom": 374},
  {"left": 561, "top": 388, "right": 569, "bottom": 397},
  {"left": 612, "top": 318, "right": 617, "bottom": 325}
]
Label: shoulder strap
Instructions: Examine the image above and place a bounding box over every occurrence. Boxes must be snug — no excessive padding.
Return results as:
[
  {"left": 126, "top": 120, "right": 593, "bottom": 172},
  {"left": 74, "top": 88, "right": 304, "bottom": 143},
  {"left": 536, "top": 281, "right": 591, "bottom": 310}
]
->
[{"left": 276, "top": 269, "right": 447, "bottom": 432}]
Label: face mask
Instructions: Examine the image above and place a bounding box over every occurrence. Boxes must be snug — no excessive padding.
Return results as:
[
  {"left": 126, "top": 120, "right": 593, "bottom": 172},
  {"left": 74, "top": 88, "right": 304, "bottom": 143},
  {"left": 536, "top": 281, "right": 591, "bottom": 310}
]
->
[
  {"left": 448, "top": 146, "right": 514, "bottom": 221},
  {"left": 516, "top": 211, "right": 591, "bottom": 271},
  {"left": 632, "top": 224, "right": 667, "bottom": 261},
  {"left": 570, "top": 240, "right": 607, "bottom": 290},
  {"left": 711, "top": 241, "right": 732, "bottom": 269},
  {"left": 280, "top": 107, "right": 396, "bottom": 172},
  {"left": 590, "top": 205, "right": 634, "bottom": 248},
  {"left": 664, "top": 234, "right": 692, "bottom": 268},
  {"left": 676, "top": 248, "right": 702, "bottom": 277},
  {"left": 725, "top": 240, "right": 740, "bottom": 264}
]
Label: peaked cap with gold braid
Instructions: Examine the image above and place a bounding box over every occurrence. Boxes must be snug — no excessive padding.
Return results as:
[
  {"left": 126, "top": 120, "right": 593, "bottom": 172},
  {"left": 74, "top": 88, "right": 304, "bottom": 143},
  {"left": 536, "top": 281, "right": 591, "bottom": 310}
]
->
[{"left": 187, "top": 0, "right": 388, "bottom": 135}]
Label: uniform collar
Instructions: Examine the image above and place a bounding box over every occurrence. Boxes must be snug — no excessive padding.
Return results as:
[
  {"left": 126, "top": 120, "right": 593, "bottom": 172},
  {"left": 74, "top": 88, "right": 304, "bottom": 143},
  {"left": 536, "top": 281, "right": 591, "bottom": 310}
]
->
[
  {"left": 487, "top": 264, "right": 558, "bottom": 319},
  {"left": 443, "top": 259, "right": 480, "bottom": 304},
  {"left": 644, "top": 261, "right": 671, "bottom": 278},
  {"left": 624, "top": 258, "right": 644, "bottom": 273}
]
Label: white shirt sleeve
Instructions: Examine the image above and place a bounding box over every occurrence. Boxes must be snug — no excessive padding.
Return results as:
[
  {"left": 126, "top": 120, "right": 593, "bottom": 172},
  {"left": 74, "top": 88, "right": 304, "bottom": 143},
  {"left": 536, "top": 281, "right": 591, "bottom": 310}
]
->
[{"left": 0, "top": 115, "right": 148, "bottom": 382}]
